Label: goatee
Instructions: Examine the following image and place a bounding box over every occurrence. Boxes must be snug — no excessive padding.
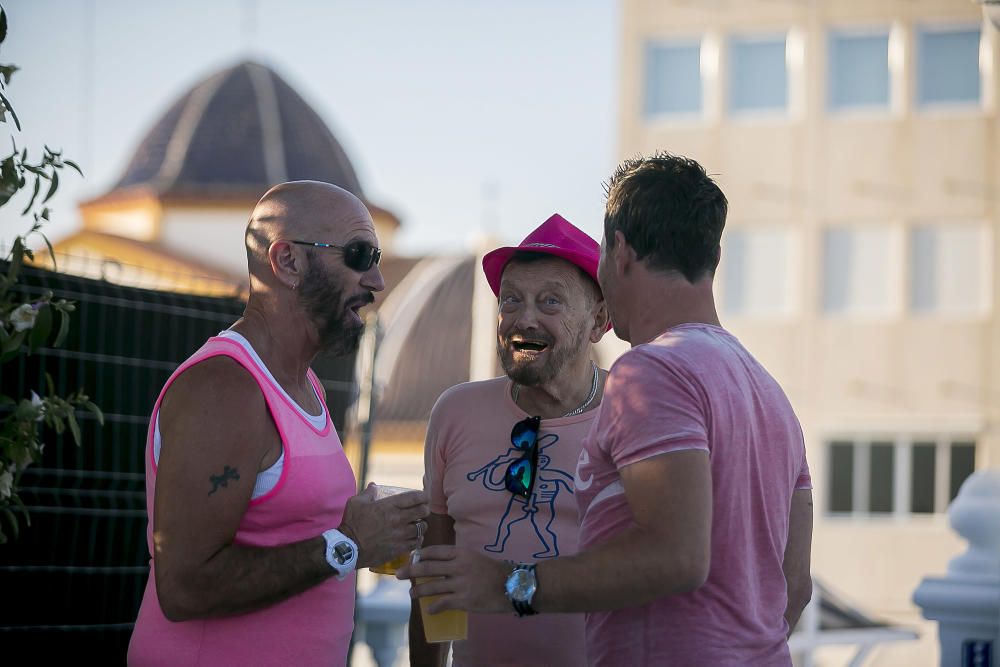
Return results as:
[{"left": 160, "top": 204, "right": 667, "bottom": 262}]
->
[{"left": 298, "top": 262, "right": 367, "bottom": 357}]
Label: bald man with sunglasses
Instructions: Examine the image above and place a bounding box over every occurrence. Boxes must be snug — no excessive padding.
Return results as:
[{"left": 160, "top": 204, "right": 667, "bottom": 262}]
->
[
  {"left": 128, "top": 181, "right": 429, "bottom": 667},
  {"left": 410, "top": 214, "right": 610, "bottom": 667}
]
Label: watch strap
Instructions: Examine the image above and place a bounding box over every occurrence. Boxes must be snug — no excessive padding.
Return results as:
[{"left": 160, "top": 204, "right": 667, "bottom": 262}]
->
[
  {"left": 322, "top": 528, "right": 358, "bottom": 580},
  {"left": 507, "top": 562, "right": 538, "bottom": 617}
]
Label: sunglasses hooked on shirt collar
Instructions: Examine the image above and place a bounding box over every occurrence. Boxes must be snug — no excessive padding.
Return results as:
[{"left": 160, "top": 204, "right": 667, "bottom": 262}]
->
[
  {"left": 505, "top": 415, "right": 541, "bottom": 498},
  {"left": 289, "top": 239, "right": 382, "bottom": 272}
]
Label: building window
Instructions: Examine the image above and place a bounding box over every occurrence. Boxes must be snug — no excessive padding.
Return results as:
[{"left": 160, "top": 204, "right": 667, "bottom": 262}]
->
[
  {"left": 644, "top": 40, "right": 702, "bottom": 117},
  {"left": 822, "top": 226, "right": 895, "bottom": 316},
  {"left": 910, "top": 224, "right": 990, "bottom": 315},
  {"left": 828, "top": 29, "right": 890, "bottom": 110},
  {"left": 826, "top": 437, "right": 977, "bottom": 516},
  {"left": 722, "top": 227, "right": 793, "bottom": 316},
  {"left": 916, "top": 25, "right": 982, "bottom": 107},
  {"left": 729, "top": 34, "right": 788, "bottom": 113}
]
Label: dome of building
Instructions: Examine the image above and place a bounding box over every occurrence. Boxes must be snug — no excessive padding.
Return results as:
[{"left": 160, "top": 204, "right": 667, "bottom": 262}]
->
[{"left": 105, "top": 60, "right": 368, "bottom": 202}]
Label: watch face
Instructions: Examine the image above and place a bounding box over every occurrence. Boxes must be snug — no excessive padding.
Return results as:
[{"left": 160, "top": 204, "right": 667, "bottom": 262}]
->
[
  {"left": 506, "top": 568, "right": 537, "bottom": 602},
  {"left": 333, "top": 541, "right": 354, "bottom": 565}
]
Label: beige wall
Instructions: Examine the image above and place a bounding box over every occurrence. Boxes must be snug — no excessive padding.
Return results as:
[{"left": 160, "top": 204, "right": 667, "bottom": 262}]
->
[
  {"left": 620, "top": 0, "right": 998, "bottom": 664},
  {"left": 159, "top": 206, "right": 251, "bottom": 277}
]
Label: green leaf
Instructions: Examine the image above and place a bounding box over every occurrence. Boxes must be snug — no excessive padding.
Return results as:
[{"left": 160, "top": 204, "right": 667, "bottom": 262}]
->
[
  {"left": 0, "top": 89, "right": 19, "bottom": 131},
  {"left": 0, "top": 64, "right": 17, "bottom": 86},
  {"left": 1, "top": 508, "right": 19, "bottom": 541},
  {"left": 40, "top": 207, "right": 49, "bottom": 220},
  {"left": 46, "top": 373, "right": 55, "bottom": 396},
  {"left": 53, "top": 307, "right": 70, "bottom": 347},
  {"left": 40, "top": 232, "right": 56, "bottom": 272},
  {"left": 83, "top": 400, "right": 105, "bottom": 426},
  {"left": 28, "top": 303, "right": 52, "bottom": 352},
  {"left": 64, "top": 159, "right": 83, "bottom": 177},
  {"left": 20, "top": 176, "right": 39, "bottom": 215},
  {"left": 0, "top": 329, "right": 24, "bottom": 360},
  {"left": 0, "top": 393, "right": 14, "bottom": 406},
  {"left": 42, "top": 168, "right": 58, "bottom": 204},
  {"left": 67, "top": 410, "right": 82, "bottom": 446},
  {"left": 0, "top": 7, "right": 7, "bottom": 44},
  {"left": 10, "top": 494, "right": 30, "bottom": 526},
  {"left": 7, "top": 236, "right": 23, "bottom": 281}
]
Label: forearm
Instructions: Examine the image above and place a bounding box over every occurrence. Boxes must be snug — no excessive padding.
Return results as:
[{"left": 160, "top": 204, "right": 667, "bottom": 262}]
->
[
  {"left": 534, "top": 525, "right": 708, "bottom": 613},
  {"left": 783, "top": 580, "right": 812, "bottom": 636},
  {"left": 157, "top": 535, "right": 333, "bottom": 621}
]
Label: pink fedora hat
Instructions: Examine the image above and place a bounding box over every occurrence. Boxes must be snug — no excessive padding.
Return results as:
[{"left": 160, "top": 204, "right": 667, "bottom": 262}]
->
[{"left": 482, "top": 212, "right": 602, "bottom": 297}]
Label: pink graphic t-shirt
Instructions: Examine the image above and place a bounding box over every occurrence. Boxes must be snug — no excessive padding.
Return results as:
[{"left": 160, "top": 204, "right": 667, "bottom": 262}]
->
[
  {"left": 425, "top": 377, "right": 594, "bottom": 667},
  {"left": 574, "top": 324, "right": 810, "bottom": 667}
]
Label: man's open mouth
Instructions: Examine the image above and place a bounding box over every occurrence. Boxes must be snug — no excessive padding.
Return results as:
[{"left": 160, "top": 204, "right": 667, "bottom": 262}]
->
[
  {"left": 510, "top": 339, "right": 549, "bottom": 353},
  {"left": 346, "top": 293, "right": 374, "bottom": 319}
]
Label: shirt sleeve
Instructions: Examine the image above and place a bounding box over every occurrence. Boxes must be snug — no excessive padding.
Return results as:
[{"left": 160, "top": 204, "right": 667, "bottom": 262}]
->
[
  {"left": 598, "top": 348, "right": 710, "bottom": 470},
  {"left": 423, "top": 395, "right": 451, "bottom": 515},
  {"left": 795, "top": 455, "right": 812, "bottom": 490}
]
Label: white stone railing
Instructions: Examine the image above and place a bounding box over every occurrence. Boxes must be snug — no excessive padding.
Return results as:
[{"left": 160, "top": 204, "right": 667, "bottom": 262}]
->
[
  {"left": 913, "top": 470, "right": 1000, "bottom": 667},
  {"left": 356, "top": 577, "right": 412, "bottom": 667}
]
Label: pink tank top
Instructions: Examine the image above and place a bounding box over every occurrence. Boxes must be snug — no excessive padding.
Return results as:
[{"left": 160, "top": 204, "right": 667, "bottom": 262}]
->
[{"left": 128, "top": 336, "right": 358, "bottom": 666}]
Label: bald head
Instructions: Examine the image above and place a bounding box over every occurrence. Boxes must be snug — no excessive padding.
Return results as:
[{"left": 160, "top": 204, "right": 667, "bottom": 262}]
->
[{"left": 245, "top": 180, "right": 371, "bottom": 277}]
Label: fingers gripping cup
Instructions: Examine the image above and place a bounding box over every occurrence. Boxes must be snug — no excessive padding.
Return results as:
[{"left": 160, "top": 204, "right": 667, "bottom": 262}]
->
[
  {"left": 369, "top": 484, "right": 420, "bottom": 575},
  {"left": 413, "top": 552, "right": 468, "bottom": 643}
]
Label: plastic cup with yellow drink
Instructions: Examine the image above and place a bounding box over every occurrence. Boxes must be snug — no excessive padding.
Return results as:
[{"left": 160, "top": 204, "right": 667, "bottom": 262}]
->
[
  {"left": 412, "top": 550, "right": 468, "bottom": 643},
  {"left": 369, "top": 484, "right": 420, "bottom": 575}
]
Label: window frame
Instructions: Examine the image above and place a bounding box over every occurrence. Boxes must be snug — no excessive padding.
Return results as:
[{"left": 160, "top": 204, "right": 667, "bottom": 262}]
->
[
  {"left": 913, "top": 21, "right": 987, "bottom": 113},
  {"left": 823, "top": 434, "right": 979, "bottom": 518},
  {"left": 642, "top": 36, "right": 707, "bottom": 124},
  {"left": 819, "top": 223, "right": 904, "bottom": 320},
  {"left": 826, "top": 25, "right": 894, "bottom": 114},
  {"left": 718, "top": 224, "right": 800, "bottom": 320},
  {"left": 724, "top": 31, "right": 793, "bottom": 120},
  {"left": 906, "top": 221, "right": 993, "bottom": 319}
]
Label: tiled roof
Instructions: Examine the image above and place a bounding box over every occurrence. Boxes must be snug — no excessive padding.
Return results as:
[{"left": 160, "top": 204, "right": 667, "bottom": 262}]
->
[{"left": 101, "top": 60, "right": 369, "bottom": 205}]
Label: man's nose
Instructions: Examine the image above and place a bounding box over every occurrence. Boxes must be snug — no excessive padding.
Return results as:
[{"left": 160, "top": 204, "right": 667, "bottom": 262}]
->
[
  {"left": 513, "top": 303, "right": 541, "bottom": 329},
  {"left": 363, "top": 264, "right": 385, "bottom": 292}
]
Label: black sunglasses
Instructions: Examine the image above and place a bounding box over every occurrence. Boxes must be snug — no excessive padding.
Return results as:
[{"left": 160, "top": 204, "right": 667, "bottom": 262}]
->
[
  {"left": 504, "top": 416, "right": 541, "bottom": 497},
  {"left": 289, "top": 239, "right": 382, "bottom": 272}
]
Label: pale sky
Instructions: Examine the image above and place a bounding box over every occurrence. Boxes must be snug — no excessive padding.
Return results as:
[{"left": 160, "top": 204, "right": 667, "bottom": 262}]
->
[{"left": 1, "top": 0, "right": 619, "bottom": 256}]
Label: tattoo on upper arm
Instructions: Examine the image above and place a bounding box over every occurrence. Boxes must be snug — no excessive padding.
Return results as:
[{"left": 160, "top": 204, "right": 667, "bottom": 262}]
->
[{"left": 208, "top": 466, "right": 240, "bottom": 496}]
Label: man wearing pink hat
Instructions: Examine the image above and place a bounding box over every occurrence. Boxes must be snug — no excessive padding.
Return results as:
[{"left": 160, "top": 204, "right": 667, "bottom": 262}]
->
[
  {"left": 403, "top": 154, "right": 813, "bottom": 667},
  {"left": 409, "top": 213, "right": 610, "bottom": 667}
]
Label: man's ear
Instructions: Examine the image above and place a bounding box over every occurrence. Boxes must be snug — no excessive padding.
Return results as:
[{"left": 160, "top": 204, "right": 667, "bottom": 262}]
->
[
  {"left": 268, "top": 240, "right": 305, "bottom": 290},
  {"left": 614, "top": 230, "right": 635, "bottom": 275},
  {"left": 590, "top": 298, "right": 610, "bottom": 343}
]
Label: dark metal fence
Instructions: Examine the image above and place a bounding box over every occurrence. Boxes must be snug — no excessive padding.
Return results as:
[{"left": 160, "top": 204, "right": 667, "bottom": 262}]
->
[{"left": 0, "top": 264, "right": 358, "bottom": 664}]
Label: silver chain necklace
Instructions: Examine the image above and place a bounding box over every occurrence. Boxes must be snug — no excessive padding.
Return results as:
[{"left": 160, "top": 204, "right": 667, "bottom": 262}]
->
[{"left": 512, "top": 361, "right": 599, "bottom": 418}]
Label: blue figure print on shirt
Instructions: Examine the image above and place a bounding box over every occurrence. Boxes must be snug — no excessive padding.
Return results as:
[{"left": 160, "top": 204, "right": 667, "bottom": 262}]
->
[{"left": 466, "top": 433, "right": 575, "bottom": 559}]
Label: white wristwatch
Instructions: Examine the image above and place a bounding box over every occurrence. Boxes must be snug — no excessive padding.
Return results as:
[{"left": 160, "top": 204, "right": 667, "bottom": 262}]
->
[{"left": 322, "top": 528, "right": 358, "bottom": 580}]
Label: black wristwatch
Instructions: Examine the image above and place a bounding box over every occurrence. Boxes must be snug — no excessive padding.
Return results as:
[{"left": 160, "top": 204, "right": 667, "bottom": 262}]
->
[{"left": 504, "top": 563, "right": 538, "bottom": 617}]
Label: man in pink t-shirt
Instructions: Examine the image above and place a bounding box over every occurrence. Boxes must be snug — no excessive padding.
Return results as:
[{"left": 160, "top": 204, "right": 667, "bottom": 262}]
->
[
  {"left": 402, "top": 154, "right": 813, "bottom": 666},
  {"left": 409, "top": 214, "right": 610, "bottom": 666}
]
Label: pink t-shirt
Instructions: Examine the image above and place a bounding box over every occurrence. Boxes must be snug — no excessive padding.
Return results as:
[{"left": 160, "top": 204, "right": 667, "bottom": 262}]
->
[
  {"left": 128, "top": 336, "right": 358, "bottom": 667},
  {"left": 574, "top": 324, "right": 810, "bottom": 667},
  {"left": 425, "top": 377, "right": 593, "bottom": 667}
]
